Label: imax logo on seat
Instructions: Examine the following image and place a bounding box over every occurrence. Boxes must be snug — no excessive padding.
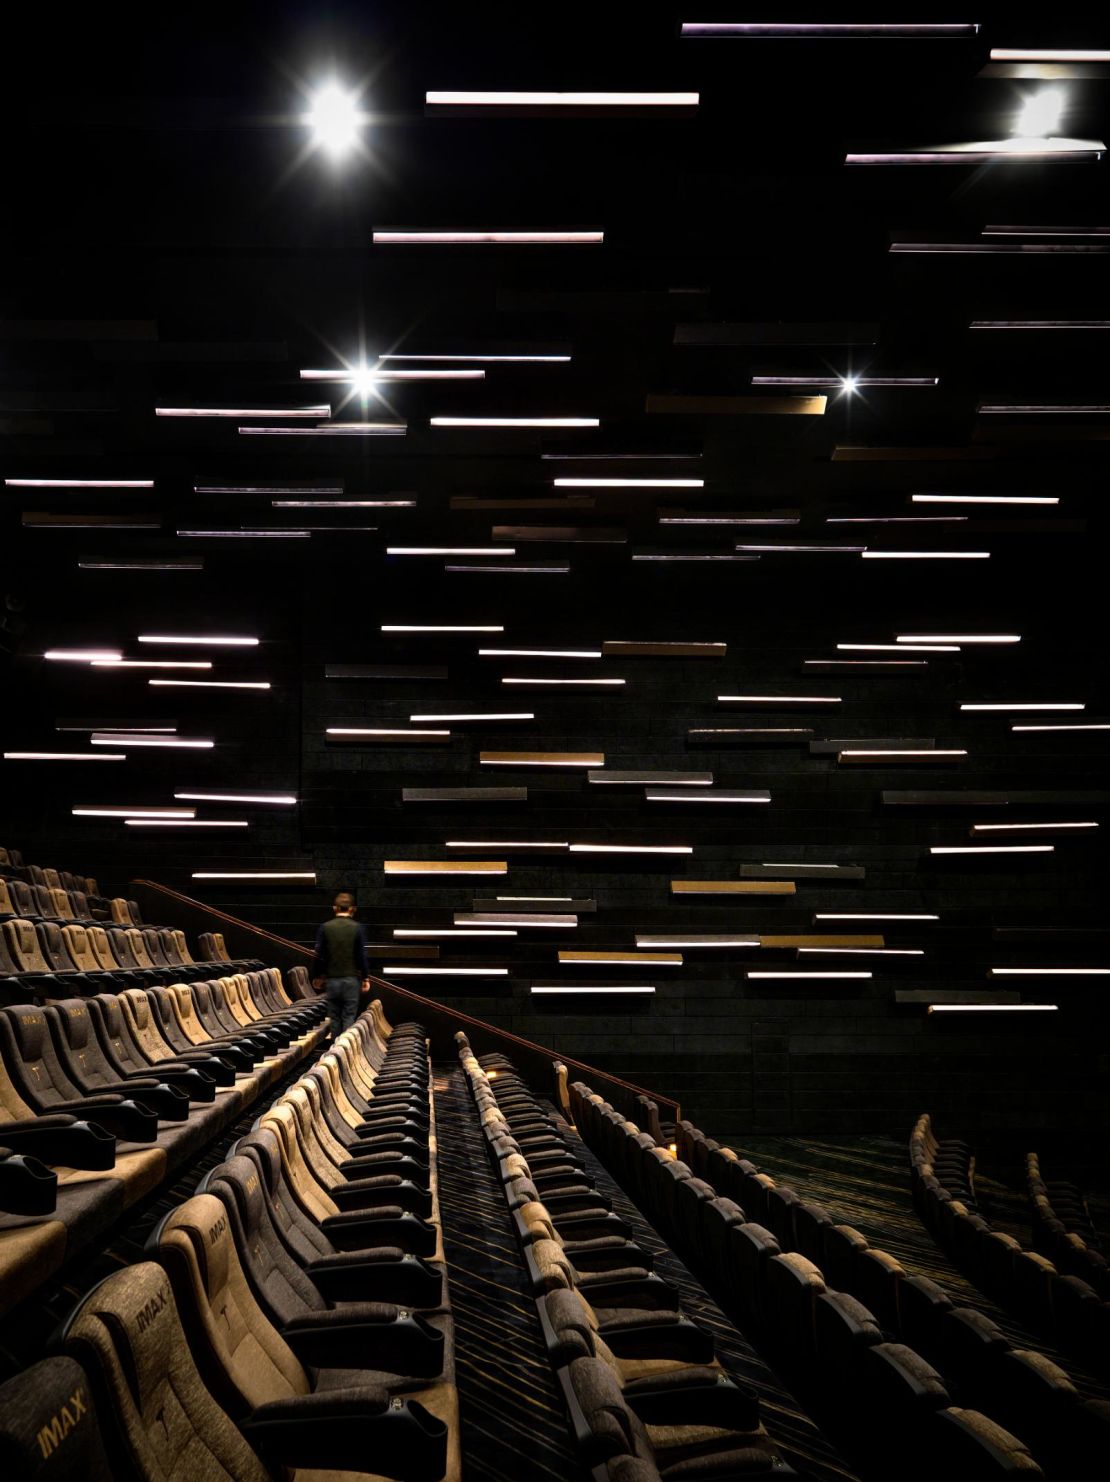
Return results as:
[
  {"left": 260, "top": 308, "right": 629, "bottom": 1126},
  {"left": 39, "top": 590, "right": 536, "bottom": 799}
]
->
[
  {"left": 208, "top": 1214, "right": 227, "bottom": 1245},
  {"left": 36, "top": 1385, "right": 88, "bottom": 1458},
  {"left": 135, "top": 1288, "right": 167, "bottom": 1333}
]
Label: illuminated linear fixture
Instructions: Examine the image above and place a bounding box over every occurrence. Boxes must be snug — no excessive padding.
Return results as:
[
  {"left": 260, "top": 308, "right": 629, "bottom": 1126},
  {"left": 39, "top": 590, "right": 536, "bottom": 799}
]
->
[
  {"left": 838, "top": 750, "right": 966, "bottom": 760},
  {"left": 719, "top": 694, "right": 841, "bottom": 704},
  {"left": 194, "top": 484, "right": 343, "bottom": 495},
  {"left": 176, "top": 529, "right": 311, "bottom": 538},
  {"left": 480, "top": 648, "right": 600, "bottom": 658},
  {"left": 431, "top": 416, "right": 599, "bottom": 428},
  {"left": 191, "top": 871, "right": 315, "bottom": 880},
  {"left": 930, "top": 845, "right": 1053, "bottom": 854},
  {"left": 970, "top": 320, "right": 1110, "bottom": 329},
  {"left": 73, "top": 806, "right": 195, "bottom": 818},
  {"left": 798, "top": 947, "right": 924, "bottom": 956},
  {"left": 374, "top": 230, "right": 603, "bottom": 245},
  {"left": 410, "top": 712, "right": 534, "bottom": 722},
  {"left": 456, "top": 914, "right": 577, "bottom": 927},
  {"left": 445, "top": 841, "right": 569, "bottom": 850},
  {"left": 568, "top": 843, "right": 693, "bottom": 855},
  {"left": 271, "top": 500, "right": 411, "bottom": 508},
  {"left": 383, "top": 966, "right": 510, "bottom": 976},
  {"left": 928, "top": 1003, "right": 1058, "bottom": 1014},
  {"left": 990, "top": 967, "right": 1109, "bottom": 976},
  {"left": 531, "top": 985, "right": 655, "bottom": 995},
  {"left": 238, "top": 423, "right": 406, "bottom": 436},
  {"left": 501, "top": 677, "right": 625, "bottom": 686},
  {"left": 682, "top": 22, "right": 979, "bottom": 36},
  {"left": 815, "top": 913, "right": 939, "bottom": 922},
  {"left": 636, "top": 935, "right": 759, "bottom": 948},
  {"left": 559, "top": 951, "right": 681, "bottom": 965},
  {"left": 300, "top": 368, "right": 483, "bottom": 382},
  {"left": 847, "top": 140, "right": 1106, "bottom": 164},
  {"left": 126, "top": 818, "right": 248, "bottom": 828},
  {"left": 480, "top": 752, "right": 602, "bottom": 767},
  {"left": 1012, "top": 723, "right": 1110, "bottom": 731},
  {"left": 589, "top": 772, "right": 712, "bottom": 785},
  {"left": 6, "top": 478, "right": 152, "bottom": 488},
  {"left": 838, "top": 643, "right": 961, "bottom": 652},
  {"left": 44, "top": 649, "right": 123, "bottom": 663},
  {"left": 897, "top": 634, "right": 1019, "bottom": 644},
  {"left": 752, "top": 376, "right": 937, "bottom": 388},
  {"left": 980, "top": 403, "right": 1110, "bottom": 414},
  {"left": 990, "top": 48, "right": 1110, "bottom": 62},
  {"left": 149, "top": 680, "right": 271, "bottom": 690},
  {"left": 326, "top": 727, "right": 450, "bottom": 739},
  {"left": 91, "top": 734, "right": 214, "bottom": 749},
  {"left": 960, "top": 702, "right": 1083, "bottom": 712},
  {"left": 78, "top": 559, "right": 203, "bottom": 571},
  {"left": 174, "top": 791, "right": 296, "bottom": 805},
  {"left": 387, "top": 547, "right": 516, "bottom": 556},
  {"left": 747, "top": 971, "right": 872, "bottom": 980},
  {"left": 155, "top": 406, "right": 331, "bottom": 418},
  {"left": 736, "top": 544, "right": 863, "bottom": 553},
  {"left": 861, "top": 551, "right": 989, "bottom": 559},
  {"left": 972, "top": 821, "right": 1096, "bottom": 832},
  {"left": 138, "top": 635, "right": 258, "bottom": 647},
  {"left": 383, "top": 624, "right": 503, "bottom": 633},
  {"left": 381, "top": 352, "right": 571, "bottom": 363},
  {"left": 92, "top": 660, "right": 213, "bottom": 669},
  {"left": 394, "top": 929, "right": 518, "bottom": 938},
  {"left": 497, "top": 895, "right": 573, "bottom": 902},
  {"left": 646, "top": 790, "right": 772, "bottom": 802},
  {"left": 912, "top": 494, "right": 1059, "bottom": 505},
  {"left": 426, "top": 90, "right": 698, "bottom": 108},
  {"left": 553, "top": 477, "right": 704, "bottom": 488},
  {"left": 4, "top": 752, "right": 125, "bottom": 761}
]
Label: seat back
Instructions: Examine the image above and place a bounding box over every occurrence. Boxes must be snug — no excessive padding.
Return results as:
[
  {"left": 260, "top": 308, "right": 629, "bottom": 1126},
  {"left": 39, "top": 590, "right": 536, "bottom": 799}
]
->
[
  {"left": 124, "top": 930, "right": 156, "bottom": 971},
  {"left": 63, "top": 1261, "right": 271, "bottom": 1482},
  {"left": 33, "top": 884, "right": 59, "bottom": 918},
  {"left": 167, "top": 984, "right": 209, "bottom": 1046},
  {"left": 157, "top": 930, "right": 184, "bottom": 966},
  {"left": 84, "top": 927, "right": 122, "bottom": 973},
  {"left": 50, "top": 889, "right": 77, "bottom": 922},
  {"left": 4, "top": 919, "right": 51, "bottom": 973},
  {"left": 109, "top": 899, "right": 133, "bottom": 927},
  {"left": 118, "top": 989, "right": 174, "bottom": 1064},
  {"left": 0, "top": 1004, "right": 85, "bottom": 1109},
  {"left": 9, "top": 880, "right": 36, "bottom": 917},
  {"left": 42, "top": 868, "right": 63, "bottom": 890},
  {"left": 0, "top": 1354, "right": 115, "bottom": 1480},
  {"left": 172, "top": 929, "right": 195, "bottom": 965},
  {"left": 59, "top": 925, "right": 100, "bottom": 974},
  {"left": 142, "top": 929, "right": 171, "bottom": 968},
  {"left": 37, "top": 922, "right": 79, "bottom": 974}
]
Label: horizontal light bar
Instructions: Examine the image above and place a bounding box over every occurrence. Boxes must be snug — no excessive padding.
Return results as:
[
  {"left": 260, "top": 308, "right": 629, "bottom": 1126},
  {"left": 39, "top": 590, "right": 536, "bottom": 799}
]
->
[
  {"left": 174, "top": 791, "right": 297, "bottom": 804},
  {"left": 990, "top": 967, "right": 1109, "bottom": 976},
  {"left": 92, "top": 660, "right": 213, "bottom": 669},
  {"left": 646, "top": 790, "right": 771, "bottom": 803},
  {"left": 387, "top": 546, "right": 516, "bottom": 556},
  {"left": 497, "top": 896, "right": 574, "bottom": 902},
  {"left": 383, "top": 624, "right": 504, "bottom": 633},
  {"left": 912, "top": 493, "right": 1059, "bottom": 505},
  {"left": 980, "top": 403, "right": 1110, "bottom": 415},
  {"left": 481, "top": 753, "right": 602, "bottom": 766},
  {"left": 798, "top": 947, "right": 924, "bottom": 956},
  {"left": 862, "top": 550, "right": 990, "bottom": 559},
  {"left": 970, "top": 320, "right": 1110, "bottom": 329},
  {"left": 149, "top": 680, "right": 272, "bottom": 690},
  {"left": 839, "top": 749, "right": 967, "bottom": 758},
  {"left": 928, "top": 1002, "right": 1058, "bottom": 1013},
  {"left": 559, "top": 951, "right": 681, "bottom": 965},
  {"left": 394, "top": 929, "right": 518, "bottom": 938},
  {"left": 155, "top": 406, "right": 330, "bottom": 418},
  {"left": 431, "top": 416, "right": 599, "bottom": 428},
  {"left": 972, "top": 821, "right": 1097, "bottom": 832},
  {"left": 409, "top": 712, "right": 534, "bottom": 722},
  {"left": 838, "top": 643, "right": 959, "bottom": 652},
  {"left": 4, "top": 751, "right": 124, "bottom": 761},
  {"left": 125, "top": 818, "right": 248, "bottom": 828},
  {"left": 375, "top": 230, "right": 603, "bottom": 245},
  {"left": 6, "top": 478, "right": 152, "bottom": 488},
  {"left": 480, "top": 647, "right": 600, "bottom": 658},
  {"left": 752, "top": 375, "right": 937, "bottom": 387},
  {"left": 897, "top": 634, "right": 1019, "bottom": 644},
  {"left": 930, "top": 845, "right": 1054, "bottom": 854},
  {"left": 458, "top": 913, "right": 577, "bottom": 926},
  {"left": 683, "top": 22, "right": 979, "bottom": 36},
  {"left": 1012, "top": 723, "right": 1110, "bottom": 732},
  {"left": 382, "top": 352, "right": 571, "bottom": 363},
  {"left": 553, "top": 477, "right": 704, "bottom": 488},
  {"left": 91, "top": 733, "right": 213, "bottom": 748},
  {"left": 238, "top": 423, "right": 405, "bottom": 436},
  {"left": 78, "top": 558, "right": 204, "bottom": 571},
  {"left": 300, "top": 368, "right": 483, "bottom": 382},
  {"left": 960, "top": 702, "right": 1083, "bottom": 712},
  {"left": 427, "top": 90, "right": 698, "bottom": 107},
  {"left": 568, "top": 843, "right": 693, "bottom": 855},
  {"left": 445, "top": 840, "right": 568, "bottom": 849},
  {"left": 809, "top": 660, "right": 927, "bottom": 667},
  {"left": 73, "top": 806, "right": 195, "bottom": 818},
  {"left": 589, "top": 772, "right": 712, "bottom": 785},
  {"left": 747, "top": 971, "right": 872, "bottom": 979},
  {"left": 992, "top": 48, "right": 1110, "bottom": 61},
  {"left": 44, "top": 648, "right": 124, "bottom": 663},
  {"left": 271, "top": 499, "right": 414, "bottom": 508},
  {"left": 531, "top": 985, "right": 656, "bottom": 995},
  {"left": 384, "top": 861, "right": 507, "bottom": 874},
  {"left": 636, "top": 935, "right": 758, "bottom": 948},
  {"left": 194, "top": 483, "right": 342, "bottom": 495},
  {"left": 736, "top": 543, "right": 863, "bottom": 553},
  {"left": 384, "top": 965, "right": 510, "bottom": 975},
  {"left": 719, "top": 694, "right": 841, "bottom": 703},
  {"left": 138, "top": 634, "right": 258, "bottom": 647},
  {"left": 848, "top": 139, "right": 1106, "bottom": 165},
  {"left": 192, "top": 871, "right": 316, "bottom": 880},
  {"left": 501, "top": 677, "right": 624, "bottom": 686},
  {"left": 326, "top": 727, "right": 450, "bottom": 738},
  {"left": 176, "top": 529, "right": 311, "bottom": 538},
  {"left": 815, "top": 913, "right": 940, "bottom": 921}
]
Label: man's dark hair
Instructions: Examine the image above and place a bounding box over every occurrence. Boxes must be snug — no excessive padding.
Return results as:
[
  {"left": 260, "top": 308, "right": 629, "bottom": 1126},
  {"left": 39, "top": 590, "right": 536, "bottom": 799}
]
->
[{"left": 333, "top": 892, "right": 356, "bottom": 913}]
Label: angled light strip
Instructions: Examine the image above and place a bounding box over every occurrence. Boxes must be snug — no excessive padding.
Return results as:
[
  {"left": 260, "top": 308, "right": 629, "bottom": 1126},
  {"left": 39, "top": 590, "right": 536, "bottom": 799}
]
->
[
  {"left": 326, "top": 727, "right": 450, "bottom": 738},
  {"left": 174, "top": 791, "right": 296, "bottom": 804},
  {"left": 662, "top": 514, "right": 799, "bottom": 525},
  {"left": 6, "top": 478, "right": 152, "bottom": 488},
  {"left": 388, "top": 547, "right": 516, "bottom": 556},
  {"left": 394, "top": 929, "right": 518, "bottom": 938},
  {"left": 912, "top": 494, "right": 1059, "bottom": 505},
  {"left": 719, "top": 694, "right": 841, "bottom": 703},
  {"left": 927, "top": 1003, "right": 1058, "bottom": 1013},
  {"left": 646, "top": 790, "right": 771, "bottom": 802},
  {"left": 382, "top": 352, "right": 571, "bottom": 363},
  {"left": 385, "top": 862, "right": 507, "bottom": 875},
  {"left": 752, "top": 375, "right": 937, "bottom": 387},
  {"left": 126, "top": 818, "right": 248, "bottom": 827},
  {"left": 92, "top": 660, "right": 213, "bottom": 669},
  {"left": 816, "top": 913, "right": 939, "bottom": 921},
  {"left": 155, "top": 406, "right": 331, "bottom": 418},
  {"left": 383, "top": 624, "right": 504, "bottom": 633},
  {"left": 374, "top": 230, "right": 603, "bottom": 245},
  {"left": 637, "top": 935, "right": 759, "bottom": 948},
  {"left": 410, "top": 712, "right": 534, "bottom": 722},
  {"left": 531, "top": 985, "right": 655, "bottom": 995},
  {"left": 568, "top": 843, "right": 693, "bottom": 855},
  {"left": 384, "top": 965, "right": 510, "bottom": 975},
  {"left": 431, "top": 416, "right": 599, "bottom": 428},
  {"left": 589, "top": 772, "right": 713, "bottom": 785},
  {"left": 554, "top": 477, "right": 704, "bottom": 488},
  {"left": 990, "top": 967, "right": 1109, "bottom": 975},
  {"left": 682, "top": 22, "right": 980, "bottom": 36},
  {"left": 300, "top": 368, "right": 484, "bottom": 381},
  {"left": 426, "top": 90, "right": 698, "bottom": 107},
  {"left": 4, "top": 752, "right": 125, "bottom": 761},
  {"left": 897, "top": 634, "right": 1019, "bottom": 644},
  {"left": 194, "top": 484, "right": 343, "bottom": 495},
  {"left": 747, "top": 970, "right": 872, "bottom": 979},
  {"left": 480, "top": 752, "right": 602, "bottom": 767},
  {"left": 1012, "top": 723, "right": 1110, "bottom": 731},
  {"left": 497, "top": 895, "right": 573, "bottom": 901},
  {"left": 930, "top": 844, "right": 1054, "bottom": 854},
  {"left": 73, "top": 806, "right": 195, "bottom": 818},
  {"left": 501, "top": 677, "right": 624, "bottom": 686},
  {"left": 480, "top": 648, "right": 600, "bottom": 658},
  {"left": 149, "top": 680, "right": 272, "bottom": 690},
  {"left": 960, "top": 702, "right": 1083, "bottom": 712},
  {"left": 862, "top": 550, "right": 990, "bottom": 559},
  {"left": 138, "top": 635, "right": 258, "bottom": 647},
  {"left": 192, "top": 871, "right": 315, "bottom": 880},
  {"left": 838, "top": 643, "right": 960, "bottom": 652},
  {"left": 972, "top": 821, "right": 1097, "bottom": 831},
  {"left": 91, "top": 733, "right": 214, "bottom": 748},
  {"left": 238, "top": 423, "right": 406, "bottom": 436},
  {"left": 44, "top": 648, "right": 123, "bottom": 663}
]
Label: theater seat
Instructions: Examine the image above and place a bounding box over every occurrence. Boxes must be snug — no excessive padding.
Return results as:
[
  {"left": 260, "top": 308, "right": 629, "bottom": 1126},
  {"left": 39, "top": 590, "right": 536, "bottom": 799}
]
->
[{"left": 0, "top": 1355, "right": 116, "bottom": 1480}]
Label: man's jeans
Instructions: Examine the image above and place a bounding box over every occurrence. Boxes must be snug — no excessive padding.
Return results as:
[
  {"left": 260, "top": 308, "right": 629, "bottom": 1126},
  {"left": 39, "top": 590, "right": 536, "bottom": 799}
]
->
[{"left": 324, "top": 976, "right": 361, "bottom": 1038}]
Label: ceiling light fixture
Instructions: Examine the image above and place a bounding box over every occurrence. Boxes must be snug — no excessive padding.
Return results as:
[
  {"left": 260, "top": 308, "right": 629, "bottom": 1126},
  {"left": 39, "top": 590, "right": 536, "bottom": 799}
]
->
[
  {"left": 374, "top": 230, "right": 603, "bottom": 245},
  {"left": 305, "top": 81, "right": 365, "bottom": 158}
]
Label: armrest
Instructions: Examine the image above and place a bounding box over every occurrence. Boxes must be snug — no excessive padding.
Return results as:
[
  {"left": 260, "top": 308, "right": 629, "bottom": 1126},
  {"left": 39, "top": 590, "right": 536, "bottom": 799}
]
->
[
  {"left": 544, "top": 1209, "right": 632, "bottom": 1240},
  {"left": 109, "top": 1079, "right": 190, "bottom": 1121},
  {"left": 52, "top": 1095, "right": 159, "bottom": 1143},
  {"left": 152, "top": 1050, "right": 236, "bottom": 1085},
  {"left": 329, "top": 1176, "right": 432, "bottom": 1219},
  {"left": 558, "top": 1238, "right": 653, "bottom": 1273},
  {"left": 0, "top": 1149, "right": 58, "bottom": 1215},
  {"left": 0, "top": 1116, "right": 116, "bottom": 1170},
  {"left": 281, "top": 1306, "right": 445, "bottom": 1378},
  {"left": 348, "top": 1132, "right": 425, "bottom": 1159},
  {"left": 340, "top": 1153, "right": 429, "bottom": 1185},
  {"left": 573, "top": 1270, "right": 680, "bottom": 1310},
  {"left": 321, "top": 1208, "right": 438, "bottom": 1257},
  {"left": 622, "top": 1369, "right": 760, "bottom": 1431},
  {"left": 307, "top": 1251, "right": 443, "bottom": 1308},
  {"left": 597, "top": 1312, "right": 716, "bottom": 1363},
  {"left": 539, "top": 1188, "right": 611, "bottom": 1214},
  {"left": 240, "top": 1390, "right": 447, "bottom": 1481},
  {"left": 124, "top": 1064, "right": 216, "bottom": 1101}
]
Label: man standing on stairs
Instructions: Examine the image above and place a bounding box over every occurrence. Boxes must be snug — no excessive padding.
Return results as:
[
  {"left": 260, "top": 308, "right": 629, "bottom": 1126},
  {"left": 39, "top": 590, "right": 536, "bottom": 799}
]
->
[{"left": 311, "top": 891, "right": 371, "bottom": 1040}]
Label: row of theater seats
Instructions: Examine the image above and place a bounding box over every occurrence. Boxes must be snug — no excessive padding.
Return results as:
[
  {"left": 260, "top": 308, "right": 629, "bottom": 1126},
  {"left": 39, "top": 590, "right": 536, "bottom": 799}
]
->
[
  {"left": 457, "top": 1034, "right": 792, "bottom": 1482},
  {"left": 0, "top": 849, "right": 101, "bottom": 900},
  {"left": 0, "top": 1000, "right": 461, "bottom": 1480},
  {"left": 912, "top": 1115, "right": 1110, "bottom": 1371},
  {"left": 569, "top": 1081, "right": 1063, "bottom": 1480},
  {"left": 1026, "top": 1151, "right": 1110, "bottom": 1298},
  {"left": 0, "top": 969, "right": 327, "bottom": 1315}
]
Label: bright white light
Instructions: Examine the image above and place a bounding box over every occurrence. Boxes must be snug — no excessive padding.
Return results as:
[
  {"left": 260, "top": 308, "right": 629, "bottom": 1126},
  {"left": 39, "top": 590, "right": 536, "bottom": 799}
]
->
[
  {"left": 531, "top": 986, "right": 656, "bottom": 995},
  {"left": 912, "top": 494, "right": 1059, "bottom": 505},
  {"left": 44, "top": 649, "right": 123, "bottom": 663},
  {"left": 381, "top": 352, "right": 571, "bottom": 363},
  {"left": 426, "top": 91, "right": 698, "bottom": 108},
  {"left": 990, "top": 967, "right": 1109, "bottom": 975},
  {"left": 799, "top": 947, "right": 924, "bottom": 956},
  {"left": 387, "top": 547, "right": 516, "bottom": 556},
  {"left": 960, "top": 702, "right": 1083, "bottom": 712},
  {"left": 410, "top": 713, "right": 534, "bottom": 722},
  {"left": 394, "top": 929, "right": 518, "bottom": 938},
  {"left": 375, "top": 230, "right": 603, "bottom": 246},
  {"left": 553, "top": 477, "right": 704, "bottom": 488},
  {"left": 815, "top": 913, "right": 939, "bottom": 921},
  {"left": 862, "top": 551, "right": 990, "bottom": 560},
  {"left": 497, "top": 896, "right": 573, "bottom": 902},
  {"left": 838, "top": 643, "right": 960, "bottom": 652},
  {"left": 4, "top": 752, "right": 125, "bottom": 761},
  {"left": 383, "top": 966, "right": 510, "bottom": 975},
  {"left": 92, "top": 660, "right": 213, "bottom": 670},
  {"left": 560, "top": 952, "right": 681, "bottom": 964},
  {"left": 480, "top": 648, "right": 600, "bottom": 659},
  {"left": 501, "top": 677, "right": 624, "bottom": 686},
  {"left": 301, "top": 367, "right": 483, "bottom": 384},
  {"left": 126, "top": 818, "right": 248, "bottom": 828},
  {"left": 480, "top": 754, "right": 601, "bottom": 766},
  {"left": 383, "top": 624, "right": 503, "bottom": 633},
  {"left": 928, "top": 1003, "right": 1057, "bottom": 1013},
  {"left": 192, "top": 871, "right": 316, "bottom": 880},
  {"left": 91, "top": 734, "right": 214, "bottom": 749},
  {"left": 972, "top": 821, "right": 1096, "bottom": 832},
  {"left": 431, "top": 416, "right": 599, "bottom": 428},
  {"left": 149, "top": 680, "right": 272, "bottom": 690},
  {"left": 326, "top": 728, "right": 450, "bottom": 738},
  {"left": 636, "top": 936, "right": 759, "bottom": 948},
  {"left": 568, "top": 844, "right": 693, "bottom": 855},
  {"left": 9, "top": 477, "right": 151, "bottom": 489},
  {"left": 930, "top": 845, "right": 1054, "bottom": 854},
  {"left": 839, "top": 749, "right": 967, "bottom": 759},
  {"left": 73, "top": 806, "right": 196, "bottom": 819},
  {"left": 897, "top": 634, "right": 1019, "bottom": 644},
  {"left": 1012, "top": 723, "right": 1110, "bottom": 731},
  {"left": 305, "top": 82, "right": 364, "bottom": 157},
  {"left": 138, "top": 635, "right": 258, "bottom": 647},
  {"left": 645, "top": 790, "right": 771, "bottom": 803},
  {"left": 991, "top": 49, "right": 1110, "bottom": 62},
  {"left": 155, "top": 406, "right": 330, "bottom": 419},
  {"left": 175, "top": 791, "right": 297, "bottom": 805},
  {"left": 457, "top": 913, "right": 577, "bottom": 926},
  {"left": 748, "top": 971, "right": 872, "bottom": 980},
  {"left": 841, "top": 376, "right": 860, "bottom": 394},
  {"left": 1015, "top": 88, "right": 1065, "bottom": 137},
  {"left": 719, "top": 694, "right": 841, "bottom": 703}
]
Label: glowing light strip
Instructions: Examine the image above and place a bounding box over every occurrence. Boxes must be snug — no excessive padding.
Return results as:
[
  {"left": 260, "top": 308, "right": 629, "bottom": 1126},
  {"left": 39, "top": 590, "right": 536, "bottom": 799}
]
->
[
  {"left": 719, "top": 694, "right": 841, "bottom": 703},
  {"left": 410, "top": 712, "right": 534, "bottom": 722},
  {"left": 326, "top": 728, "right": 450, "bottom": 738},
  {"left": 839, "top": 749, "right": 967, "bottom": 758},
  {"left": 383, "top": 965, "right": 510, "bottom": 975},
  {"left": 426, "top": 90, "right": 698, "bottom": 107},
  {"left": 238, "top": 423, "right": 405, "bottom": 436},
  {"left": 271, "top": 500, "right": 414, "bottom": 508},
  {"left": 553, "top": 477, "right": 704, "bottom": 488},
  {"left": 898, "top": 634, "right": 1019, "bottom": 644},
  {"left": 972, "top": 821, "right": 1096, "bottom": 832},
  {"left": 300, "top": 368, "right": 483, "bottom": 381},
  {"left": 480, "top": 648, "right": 600, "bottom": 658},
  {"left": 497, "top": 896, "right": 573, "bottom": 902},
  {"left": 174, "top": 791, "right": 297, "bottom": 804},
  {"left": 192, "top": 871, "right": 315, "bottom": 880},
  {"left": 149, "top": 680, "right": 272, "bottom": 690},
  {"left": 645, "top": 791, "right": 771, "bottom": 802},
  {"left": 6, "top": 478, "right": 152, "bottom": 488},
  {"left": 91, "top": 734, "right": 214, "bottom": 748},
  {"left": 838, "top": 643, "right": 960, "bottom": 652},
  {"left": 387, "top": 548, "right": 517, "bottom": 557},
  {"left": 930, "top": 845, "right": 1054, "bottom": 854},
  {"left": 568, "top": 843, "right": 693, "bottom": 854},
  {"left": 138, "top": 635, "right": 258, "bottom": 647},
  {"left": 374, "top": 230, "right": 603, "bottom": 245},
  {"left": 798, "top": 947, "right": 924, "bottom": 956},
  {"left": 960, "top": 702, "right": 1083, "bottom": 712},
  {"left": 44, "top": 649, "right": 123, "bottom": 663},
  {"left": 752, "top": 375, "right": 937, "bottom": 387},
  {"left": 155, "top": 406, "right": 331, "bottom": 418},
  {"left": 92, "top": 660, "right": 213, "bottom": 669},
  {"left": 736, "top": 544, "right": 863, "bottom": 553},
  {"left": 990, "top": 967, "right": 1109, "bottom": 975},
  {"left": 74, "top": 806, "right": 196, "bottom": 819},
  {"left": 990, "top": 48, "right": 1110, "bottom": 62},
  {"left": 928, "top": 1003, "right": 1057, "bottom": 1013},
  {"left": 748, "top": 971, "right": 872, "bottom": 979},
  {"left": 637, "top": 936, "right": 758, "bottom": 948},
  {"left": 912, "top": 493, "right": 1059, "bottom": 505},
  {"left": 862, "top": 550, "right": 990, "bottom": 559},
  {"left": 381, "top": 352, "right": 571, "bottom": 363},
  {"left": 560, "top": 952, "right": 681, "bottom": 965},
  {"left": 501, "top": 677, "right": 625, "bottom": 686},
  {"left": 531, "top": 985, "right": 656, "bottom": 995},
  {"left": 176, "top": 529, "right": 311, "bottom": 538},
  {"left": 849, "top": 139, "right": 1106, "bottom": 164},
  {"left": 78, "top": 559, "right": 203, "bottom": 571},
  {"left": 431, "top": 416, "right": 599, "bottom": 428},
  {"left": 394, "top": 929, "right": 518, "bottom": 938},
  {"left": 383, "top": 624, "right": 504, "bottom": 632},
  {"left": 5, "top": 752, "right": 125, "bottom": 760},
  {"left": 457, "top": 914, "right": 577, "bottom": 926},
  {"left": 126, "top": 818, "right": 248, "bottom": 827},
  {"left": 1012, "top": 723, "right": 1109, "bottom": 731},
  {"left": 816, "top": 913, "right": 939, "bottom": 921}
]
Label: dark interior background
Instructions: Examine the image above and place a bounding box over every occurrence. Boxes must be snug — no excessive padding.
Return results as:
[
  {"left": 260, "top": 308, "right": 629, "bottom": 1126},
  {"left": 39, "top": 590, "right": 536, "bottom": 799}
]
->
[{"left": 2, "top": 4, "right": 1107, "bottom": 1137}]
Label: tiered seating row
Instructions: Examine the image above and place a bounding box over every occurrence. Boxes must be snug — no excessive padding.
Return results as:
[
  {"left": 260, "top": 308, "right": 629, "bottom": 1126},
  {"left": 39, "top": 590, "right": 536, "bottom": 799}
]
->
[
  {"left": 457, "top": 1033, "right": 792, "bottom": 1482},
  {"left": 912, "top": 1115, "right": 1110, "bottom": 1373},
  {"left": 0, "top": 968, "right": 326, "bottom": 1314},
  {"left": 1026, "top": 1152, "right": 1109, "bottom": 1299},
  {"left": 0, "top": 999, "right": 460, "bottom": 1481},
  {"left": 571, "top": 1082, "right": 1052, "bottom": 1480}
]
